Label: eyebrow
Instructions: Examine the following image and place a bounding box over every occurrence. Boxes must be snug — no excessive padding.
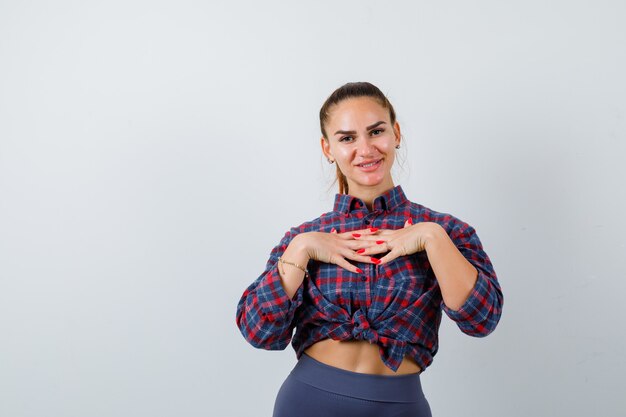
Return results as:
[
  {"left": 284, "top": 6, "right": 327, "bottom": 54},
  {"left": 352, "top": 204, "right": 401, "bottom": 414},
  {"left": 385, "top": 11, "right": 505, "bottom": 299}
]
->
[{"left": 334, "top": 121, "right": 386, "bottom": 136}]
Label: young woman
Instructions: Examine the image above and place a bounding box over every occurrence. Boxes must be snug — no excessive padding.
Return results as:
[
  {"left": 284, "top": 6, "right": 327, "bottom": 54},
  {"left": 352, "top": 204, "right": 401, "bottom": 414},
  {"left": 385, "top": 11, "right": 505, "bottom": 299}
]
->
[{"left": 236, "top": 81, "right": 504, "bottom": 417}]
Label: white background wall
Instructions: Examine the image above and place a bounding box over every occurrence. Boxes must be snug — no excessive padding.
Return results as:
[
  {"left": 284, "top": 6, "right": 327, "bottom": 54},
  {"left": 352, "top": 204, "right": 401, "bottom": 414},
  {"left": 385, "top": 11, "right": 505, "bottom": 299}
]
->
[{"left": 1, "top": 1, "right": 625, "bottom": 416}]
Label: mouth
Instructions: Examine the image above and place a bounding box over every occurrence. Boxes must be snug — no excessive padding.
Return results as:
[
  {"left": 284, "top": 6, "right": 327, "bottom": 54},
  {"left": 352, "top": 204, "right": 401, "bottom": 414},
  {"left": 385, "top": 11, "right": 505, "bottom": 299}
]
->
[{"left": 356, "top": 158, "right": 383, "bottom": 171}]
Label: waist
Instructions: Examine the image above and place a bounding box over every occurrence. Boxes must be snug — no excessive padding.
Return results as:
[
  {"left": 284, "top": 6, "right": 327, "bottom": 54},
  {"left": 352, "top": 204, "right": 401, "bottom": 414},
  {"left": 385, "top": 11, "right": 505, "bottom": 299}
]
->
[
  {"left": 290, "top": 352, "right": 425, "bottom": 403},
  {"left": 304, "top": 338, "right": 422, "bottom": 375}
]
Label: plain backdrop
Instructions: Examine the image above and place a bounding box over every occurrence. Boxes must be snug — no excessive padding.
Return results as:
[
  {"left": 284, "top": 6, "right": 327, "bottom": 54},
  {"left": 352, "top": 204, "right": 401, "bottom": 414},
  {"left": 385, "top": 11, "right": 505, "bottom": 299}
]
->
[{"left": 1, "top": 1, "right": 625, "bottom": 416}]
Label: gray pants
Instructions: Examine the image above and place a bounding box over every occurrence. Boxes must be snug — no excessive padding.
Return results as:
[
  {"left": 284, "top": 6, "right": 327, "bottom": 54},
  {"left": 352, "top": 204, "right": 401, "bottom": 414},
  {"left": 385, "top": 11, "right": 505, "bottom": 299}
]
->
[{"left": 273, "top": 353, "right": 432, "bottom": 417}]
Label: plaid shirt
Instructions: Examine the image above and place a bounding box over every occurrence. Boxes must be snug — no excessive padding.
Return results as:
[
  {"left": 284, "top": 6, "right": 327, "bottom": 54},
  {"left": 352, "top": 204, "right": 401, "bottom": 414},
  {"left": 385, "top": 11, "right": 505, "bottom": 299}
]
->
[{"left": 236, "top": 185, "right": 503, "bottom": 373}]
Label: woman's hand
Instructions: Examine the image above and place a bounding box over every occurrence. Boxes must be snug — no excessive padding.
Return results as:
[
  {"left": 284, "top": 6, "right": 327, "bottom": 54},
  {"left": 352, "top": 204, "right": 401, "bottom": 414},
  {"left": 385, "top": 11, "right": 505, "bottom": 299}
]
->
[
  {"left": 353, "top": 219, "right": 443, "bottom": 265},
  {"left": 295, "top": 227, "right": 383, "bottom": 274}
]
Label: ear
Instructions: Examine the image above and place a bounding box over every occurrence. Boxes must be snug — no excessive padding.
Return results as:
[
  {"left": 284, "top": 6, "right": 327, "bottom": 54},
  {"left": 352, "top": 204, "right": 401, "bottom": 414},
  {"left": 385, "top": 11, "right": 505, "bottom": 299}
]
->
[
  {"left": 394, "top": 121, "right": 402, "bottom": 147},
  {"left": 320, "top": 136, "right": 333, "bottom": 160}
]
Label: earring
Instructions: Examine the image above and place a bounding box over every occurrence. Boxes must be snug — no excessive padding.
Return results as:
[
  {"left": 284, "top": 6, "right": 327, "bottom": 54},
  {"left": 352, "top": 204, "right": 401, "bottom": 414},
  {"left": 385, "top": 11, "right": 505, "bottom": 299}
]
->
[
  {"left": 395, "top": 144, "right": 400, "bottom": 149},
  {"left": 327, "top": 158, "right": 335, "bottom": 164}
]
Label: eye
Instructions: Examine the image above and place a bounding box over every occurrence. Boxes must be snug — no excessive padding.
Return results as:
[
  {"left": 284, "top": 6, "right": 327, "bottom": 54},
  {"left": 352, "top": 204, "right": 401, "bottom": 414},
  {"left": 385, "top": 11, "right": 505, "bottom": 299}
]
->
[
  {"left": 371, "top": 129, "right": 384, "bottom": 135},
  {"left": 339, "top": 136, "right": 354, "bottom": 142}
]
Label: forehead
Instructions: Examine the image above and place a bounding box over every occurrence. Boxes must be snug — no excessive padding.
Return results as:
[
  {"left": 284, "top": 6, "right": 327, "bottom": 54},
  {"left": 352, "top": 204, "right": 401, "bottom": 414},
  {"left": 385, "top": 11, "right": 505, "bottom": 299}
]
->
[{"left": 327, "top": 97, "right": 389, "bottom": 127}]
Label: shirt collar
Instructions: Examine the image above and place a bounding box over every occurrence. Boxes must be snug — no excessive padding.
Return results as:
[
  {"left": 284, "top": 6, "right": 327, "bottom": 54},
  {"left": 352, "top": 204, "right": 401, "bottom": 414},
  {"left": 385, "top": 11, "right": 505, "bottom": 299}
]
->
[{"left": 333, "top": 184, "right": 409, "bottom": 214}]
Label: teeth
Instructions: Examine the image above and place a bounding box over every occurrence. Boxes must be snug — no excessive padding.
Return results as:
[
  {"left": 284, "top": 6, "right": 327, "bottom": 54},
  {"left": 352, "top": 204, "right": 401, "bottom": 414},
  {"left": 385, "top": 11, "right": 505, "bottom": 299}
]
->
[{"left": 360, "top": 160, "right": 379, "bottom": 167}]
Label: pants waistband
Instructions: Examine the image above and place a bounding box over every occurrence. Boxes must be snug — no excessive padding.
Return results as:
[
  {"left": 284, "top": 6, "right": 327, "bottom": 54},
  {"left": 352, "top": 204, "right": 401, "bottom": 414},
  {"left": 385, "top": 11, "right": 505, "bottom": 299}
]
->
[{"left": 289, "top": 353, "right": 425, "bottom": 403}]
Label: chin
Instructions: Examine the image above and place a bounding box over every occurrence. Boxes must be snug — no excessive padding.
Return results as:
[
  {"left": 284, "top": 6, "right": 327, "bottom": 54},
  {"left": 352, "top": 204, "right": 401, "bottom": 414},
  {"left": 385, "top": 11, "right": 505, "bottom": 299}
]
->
[{"left": 351, "top": 177, "right": 387, "bottom": 188}]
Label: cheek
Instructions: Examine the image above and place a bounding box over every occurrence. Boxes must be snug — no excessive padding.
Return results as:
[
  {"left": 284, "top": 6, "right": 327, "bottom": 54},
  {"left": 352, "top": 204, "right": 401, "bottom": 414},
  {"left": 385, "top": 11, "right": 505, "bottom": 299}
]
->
[
  {"left": 377, "top": 139, "right": 395, "bottom": 153},
  {"left": 335, "top": 148, "right": 353, "bottom": 160}
]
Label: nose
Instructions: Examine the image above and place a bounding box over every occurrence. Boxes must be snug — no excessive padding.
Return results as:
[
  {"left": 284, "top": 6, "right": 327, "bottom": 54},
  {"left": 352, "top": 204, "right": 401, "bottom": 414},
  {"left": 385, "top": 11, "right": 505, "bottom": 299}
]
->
[{"left": 356, "top": 137, "right": 377, "bottom": 157}]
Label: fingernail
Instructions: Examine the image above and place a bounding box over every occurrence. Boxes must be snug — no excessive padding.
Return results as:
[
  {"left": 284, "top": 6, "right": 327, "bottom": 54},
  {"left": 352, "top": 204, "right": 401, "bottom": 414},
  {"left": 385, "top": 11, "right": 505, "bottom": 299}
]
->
[
  {"left": 356, "top": 268, "right": 363, "bottom": 274},
  {"left": 376, "top": 240, "right": 384, "bottom": 244},
  {"left": 407, "top": 218, "right": 413, "bottom": 225},
  {"left": 331, "top": 227, "right": 336, "bottom": 233},
  {"left": 369, "top": 227, "right": 379, "bottom": 232},
  {"left": 370, "top": 257, "right": 381, "bottom": 264},
  {"left": 352, "top": 233, "right": 361, "bottom": 238},
  {"left": 357, "top": 248, "right": 365, "bottom": 254}
]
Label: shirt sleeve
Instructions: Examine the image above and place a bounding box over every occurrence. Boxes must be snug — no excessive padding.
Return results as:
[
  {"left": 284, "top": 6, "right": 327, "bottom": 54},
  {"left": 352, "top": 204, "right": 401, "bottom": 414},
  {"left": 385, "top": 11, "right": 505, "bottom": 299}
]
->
[
  {"left": 235, "top": 227, "right": 306, "bottom": 350},
  {"left": 440, "top": 222, "right": 504, "bottom": 337}
]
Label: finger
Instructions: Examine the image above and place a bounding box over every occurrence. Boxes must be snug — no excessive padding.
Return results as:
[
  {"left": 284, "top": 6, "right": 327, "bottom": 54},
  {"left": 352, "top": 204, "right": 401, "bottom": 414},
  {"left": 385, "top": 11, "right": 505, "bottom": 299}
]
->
[
  {"left": 369, "top": 228, "right": 394, "bottom": 236},
  {"left": 343, "top": 239, "right": 379, "bottom": 250},
  {"left": 343, "top": 249, "right": 384, "bottom": 264},
  {"left": 356, "top": 239, "right": 389, "bottom": 254},
  {"left": 345, "top": 237, "right": 387, "bottom": 253},
  {"left": 379, "top": 248, "right": 402, "bottom": 265},
  {"left": 359, "top": 243, "right": 389, "bottom": 256},
  {"left": 357, "top": 226, "right": 379, "bottom": 233},
  {"left": 342, "top": 227, "right": 380, "bottom": 239},
  {"left": 331, "top": 227, "right": 337, "bottom": 234},
  {"left": 334, "top": 256, "right": 363, "bottom": 274},
  {"left": 363, "top": 242, "right": 389, "bottom": 255},
  {"left": 351, "top": 234, "right": 388, "bottom": 242},
  {"left": 341, "top": 249, "right": 372, "bottom": 264},
  {"left": 338, "top": 230, "right": 359, "bottom": 239}
]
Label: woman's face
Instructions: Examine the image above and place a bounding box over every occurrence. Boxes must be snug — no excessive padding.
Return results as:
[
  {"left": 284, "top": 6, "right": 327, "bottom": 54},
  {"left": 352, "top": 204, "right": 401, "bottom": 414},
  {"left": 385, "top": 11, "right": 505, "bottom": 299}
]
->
[{"left": 321, "top": 97, "right": 401, "bottom": 194}]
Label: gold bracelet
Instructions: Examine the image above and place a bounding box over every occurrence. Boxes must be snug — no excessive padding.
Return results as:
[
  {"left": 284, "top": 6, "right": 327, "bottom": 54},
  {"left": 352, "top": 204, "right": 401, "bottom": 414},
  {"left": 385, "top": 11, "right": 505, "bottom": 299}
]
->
[{"left": 278, "top": 256, "right": 309, "bottom": 278}]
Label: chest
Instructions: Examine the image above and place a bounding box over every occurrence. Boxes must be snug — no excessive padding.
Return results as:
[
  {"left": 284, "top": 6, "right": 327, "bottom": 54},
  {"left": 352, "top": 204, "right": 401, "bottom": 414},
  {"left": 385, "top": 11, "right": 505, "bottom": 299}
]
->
[{"left": 305, "top": 251, "right": 434, "bottom": 310}]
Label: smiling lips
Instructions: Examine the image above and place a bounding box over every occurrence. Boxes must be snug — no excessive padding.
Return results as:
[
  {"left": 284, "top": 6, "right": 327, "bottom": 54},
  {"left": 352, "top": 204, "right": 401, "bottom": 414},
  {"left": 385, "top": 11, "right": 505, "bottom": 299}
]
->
[{"left": 356, "top": 158, "right": 383, "bottom": 171}]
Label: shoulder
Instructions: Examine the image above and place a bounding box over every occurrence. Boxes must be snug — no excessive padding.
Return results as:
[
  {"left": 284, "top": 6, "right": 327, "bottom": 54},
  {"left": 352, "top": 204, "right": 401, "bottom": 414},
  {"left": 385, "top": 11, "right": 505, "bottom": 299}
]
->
[
  {"left": 292, "top": 209, "right": 346, "bottom": 233},
  {"left": 408, "top": 199, "right": 475, "bottom": 237}
]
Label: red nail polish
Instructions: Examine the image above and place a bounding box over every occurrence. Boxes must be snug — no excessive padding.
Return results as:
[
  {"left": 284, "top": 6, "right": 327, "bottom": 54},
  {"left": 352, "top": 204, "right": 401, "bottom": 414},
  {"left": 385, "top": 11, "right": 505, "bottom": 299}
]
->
[
  {"left": 370, "top": 257, "right": 381, "bottom": 264},
  {"left": 376, "top": 240, "right": 385, "bottom": 244},
  {"left": 352, "top": 233, "right": 361, "bottom": 238},
  {"left": 369, "top": 227, "right": 379, "bottom": 232},
  {"left": 357, "top": 248, "right": 365, "bottom": 254},
  {"left": 356, "top": 268, "right": 363, "bottom": 274},
  {"left": 331, "top": 227, "right": 336, "bottom": 233},
  {"left": 407, "top": 218, "right": 413, "bottom": 225}
]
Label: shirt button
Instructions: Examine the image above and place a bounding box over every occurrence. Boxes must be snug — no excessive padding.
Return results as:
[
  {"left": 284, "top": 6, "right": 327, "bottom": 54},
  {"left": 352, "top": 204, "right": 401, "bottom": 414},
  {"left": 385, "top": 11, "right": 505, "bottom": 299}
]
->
[
  {"left": 364, "top": 219, "right": 370, "bottom": 225},
  {"left": 361, "top": 275, "right": 367, "bottom": 281}
]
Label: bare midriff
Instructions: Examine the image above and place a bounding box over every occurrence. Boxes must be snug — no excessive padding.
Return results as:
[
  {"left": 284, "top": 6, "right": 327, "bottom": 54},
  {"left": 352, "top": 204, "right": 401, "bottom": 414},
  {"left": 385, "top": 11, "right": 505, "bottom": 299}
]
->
[{"left": 303, "top": 339, "right": 422, "bottom": 375}]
